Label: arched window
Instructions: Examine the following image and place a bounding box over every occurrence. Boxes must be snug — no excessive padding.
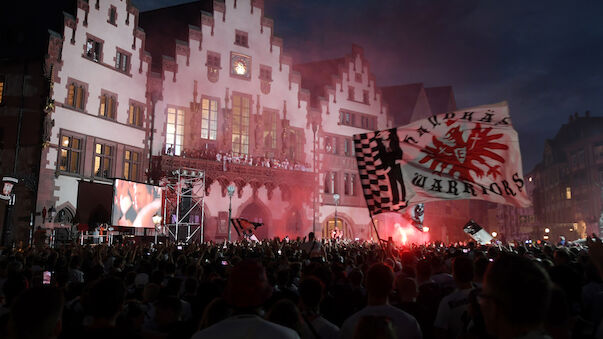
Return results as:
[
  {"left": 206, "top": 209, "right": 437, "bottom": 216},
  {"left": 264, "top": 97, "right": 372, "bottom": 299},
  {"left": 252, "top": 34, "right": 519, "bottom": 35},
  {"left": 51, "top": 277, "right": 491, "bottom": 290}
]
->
[{"left": 54, "top": 208, "right": 74, "bottom": 225}]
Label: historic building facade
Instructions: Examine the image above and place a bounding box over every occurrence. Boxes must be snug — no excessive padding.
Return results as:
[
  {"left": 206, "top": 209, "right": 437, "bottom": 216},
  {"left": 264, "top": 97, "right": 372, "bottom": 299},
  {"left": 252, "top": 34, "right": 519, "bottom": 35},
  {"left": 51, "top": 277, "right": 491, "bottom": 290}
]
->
[
  {"left": 532, "top": 111, "right": 603, "bottom": 239},
  {"left": 294, "top": 46, "right": 390, "bottom": 241},
  {"left": 35, "top": 0, "right": 151, "bottom": 231},
  {"left": 2, "top": 0, "right": 486, "bottom": 243}
]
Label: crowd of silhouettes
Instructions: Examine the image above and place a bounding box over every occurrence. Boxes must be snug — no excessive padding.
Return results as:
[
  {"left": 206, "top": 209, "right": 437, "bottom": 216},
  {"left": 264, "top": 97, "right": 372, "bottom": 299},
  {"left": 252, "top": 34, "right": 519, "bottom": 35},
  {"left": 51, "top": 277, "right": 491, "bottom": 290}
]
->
[{"left": 0, "top": 233, "right": 602, "bottom": 339}]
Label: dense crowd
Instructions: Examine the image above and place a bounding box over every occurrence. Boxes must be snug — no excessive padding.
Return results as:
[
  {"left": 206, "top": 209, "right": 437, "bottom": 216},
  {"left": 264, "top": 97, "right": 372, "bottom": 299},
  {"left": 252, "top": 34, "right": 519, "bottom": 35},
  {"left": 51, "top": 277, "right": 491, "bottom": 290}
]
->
[
  {"left": 168, "top": 147, "right": 313, "bottom": 172},
  {"left": 0, "top": 233, "right": 602, "bottom": 339}
]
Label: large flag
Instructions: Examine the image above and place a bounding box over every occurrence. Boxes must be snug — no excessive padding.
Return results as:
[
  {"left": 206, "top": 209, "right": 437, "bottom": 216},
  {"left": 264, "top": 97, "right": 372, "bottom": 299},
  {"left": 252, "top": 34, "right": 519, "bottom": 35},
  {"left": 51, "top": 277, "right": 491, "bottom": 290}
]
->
[
  {"left": 231, "top": 218, "right": 263, "bottom": 237},
  {"left": 354, "top": 102, "right": 530, "bottom": 215}
]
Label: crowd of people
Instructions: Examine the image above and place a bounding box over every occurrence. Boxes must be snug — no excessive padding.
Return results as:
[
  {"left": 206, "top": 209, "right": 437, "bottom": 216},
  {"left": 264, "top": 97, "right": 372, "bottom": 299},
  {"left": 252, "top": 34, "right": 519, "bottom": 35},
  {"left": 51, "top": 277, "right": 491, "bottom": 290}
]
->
[
  {"left": 0, "top": 233, "right": 602, "bottom": 339},
  {"left": 168, "top": 147, "right": 313, "bottom": 172}
]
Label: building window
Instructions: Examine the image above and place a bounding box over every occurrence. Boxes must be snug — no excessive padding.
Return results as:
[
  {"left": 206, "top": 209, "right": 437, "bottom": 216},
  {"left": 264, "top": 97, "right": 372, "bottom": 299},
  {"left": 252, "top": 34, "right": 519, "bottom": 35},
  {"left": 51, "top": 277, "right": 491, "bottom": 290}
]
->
[
  {"left": 363, "top": 90, "right": 369, "bottom": 104},
  {"left": 566, "top": 186, "right": 571, "bottom": 200},
  {"left": 343, "top": 138, "right": 354, "bottom": 156},
  {"left": 324, "top": 136, "right": 337, "bottom": 154},
  {"left": 123, "top": 150, "right": 141, "bottom": 181},
  {"left": 234, "top": 30, "right": 248, "bottom": 47},
  {"left": 166, "top": 107, "right": 184, "bottom": 156},
  {"left": 128, "top": 102, "right": 143, "bottom": 127},
  {"left": 59, "top": 135, "right": 82, "bottom": 174},
  {"left": 330, "top": 172, "right": 337, "bottom": 194},
  {"left": 67, "top": 81, "right": 86, "bottom": 110},
  {"left": 348, "top": 86, "right": 354, "bottom": 100},
  {"left": 263, "top": 110, "right": 277, "bottom": 149},
  {"left": 115, "top": 50, "right": 129, "bottom": 72},
  {"left": 0, "top": 75, "right": 4, "bottom": 104},
  {"left": 94, "top": 142, "right": 114, "bottom": 178},
  {"left": 355, "top": 72, "right": 362, "bottom": 82},
  {"left": 351, "top": 174, "right": 356, "bottom": 195},
  {"left": 207, "top": 52, "right": 220, "bottom": 70},
  {"left": 108, "top": 6, "right": 117, "bottom": 25},
  {"left": 232, "top": 94, "right": 250, "bottom": 155},
  {"left": 201, "top": 98, "right": 218, "bottom": 140},
  {"left": 344, "top": 173, "right": 350, "bottom": 195},
  {"left": 85, "top": 37, "right": 102, "bottom": 62},
  {"left": 99, "top": 93, "right": 117, "bottom": 119},
  {"left": 259, "top": 65, "right": 272, "bottom": 81},
  {"left": 324, "top": 172, "right": 337, "bottom": 194}
]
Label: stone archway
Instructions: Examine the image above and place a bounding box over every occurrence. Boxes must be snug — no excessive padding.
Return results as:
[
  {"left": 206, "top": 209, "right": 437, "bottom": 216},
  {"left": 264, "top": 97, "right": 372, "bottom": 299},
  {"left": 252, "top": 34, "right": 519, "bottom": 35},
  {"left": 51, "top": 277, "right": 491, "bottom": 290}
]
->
[
  {"left": 322, "top": 213, "right": 354, "bottom": 240},
  {"left": 285, "top": 208, "right": 303, "bottom": 238},
  {"left": 239, "top": 200, "right": 271, "bottom": 240}
]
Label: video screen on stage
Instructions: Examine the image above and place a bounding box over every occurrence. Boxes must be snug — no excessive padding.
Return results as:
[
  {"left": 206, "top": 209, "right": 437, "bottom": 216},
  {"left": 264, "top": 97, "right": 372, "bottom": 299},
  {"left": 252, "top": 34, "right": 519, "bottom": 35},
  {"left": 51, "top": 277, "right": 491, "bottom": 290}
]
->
[{"left": 112, "top": 179, "right": 162, "bottom": 228}]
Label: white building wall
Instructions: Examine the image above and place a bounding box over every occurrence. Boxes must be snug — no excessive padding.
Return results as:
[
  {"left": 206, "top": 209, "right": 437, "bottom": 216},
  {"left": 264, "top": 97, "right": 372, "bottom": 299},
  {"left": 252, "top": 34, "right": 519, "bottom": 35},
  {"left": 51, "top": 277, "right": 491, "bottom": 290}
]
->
[{"left": 37, "top": 0, "right": 150, "bottom": 225}]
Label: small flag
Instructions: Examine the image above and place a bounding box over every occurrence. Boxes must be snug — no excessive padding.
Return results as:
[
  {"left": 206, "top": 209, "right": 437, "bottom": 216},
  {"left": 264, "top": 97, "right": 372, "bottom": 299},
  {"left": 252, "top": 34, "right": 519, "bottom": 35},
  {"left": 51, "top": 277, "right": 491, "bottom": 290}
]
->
[{"left": 231, "top": 218, "right": 263, "bottom": 237}]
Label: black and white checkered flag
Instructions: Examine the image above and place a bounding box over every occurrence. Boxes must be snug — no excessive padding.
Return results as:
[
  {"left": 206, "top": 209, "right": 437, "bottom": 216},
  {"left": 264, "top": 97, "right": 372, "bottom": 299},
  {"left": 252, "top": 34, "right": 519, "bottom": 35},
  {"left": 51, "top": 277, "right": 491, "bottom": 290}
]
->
[{"left": 354, "top": 132, "right": 406, "bottom": 216}]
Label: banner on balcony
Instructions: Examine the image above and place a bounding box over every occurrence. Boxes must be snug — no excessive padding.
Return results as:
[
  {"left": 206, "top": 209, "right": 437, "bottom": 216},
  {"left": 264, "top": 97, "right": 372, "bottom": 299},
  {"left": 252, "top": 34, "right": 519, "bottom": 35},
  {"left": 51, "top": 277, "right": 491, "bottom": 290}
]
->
[{"left": 353, "top": 102, "right": 530, "bottom": 216}]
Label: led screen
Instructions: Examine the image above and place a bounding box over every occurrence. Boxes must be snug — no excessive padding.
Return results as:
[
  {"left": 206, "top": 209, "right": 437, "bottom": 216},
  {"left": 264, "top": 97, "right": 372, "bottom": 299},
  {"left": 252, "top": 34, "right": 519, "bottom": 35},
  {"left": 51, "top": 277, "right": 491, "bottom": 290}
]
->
[{"left": 112, "top": 179, "right": 162, "bottom": 228}]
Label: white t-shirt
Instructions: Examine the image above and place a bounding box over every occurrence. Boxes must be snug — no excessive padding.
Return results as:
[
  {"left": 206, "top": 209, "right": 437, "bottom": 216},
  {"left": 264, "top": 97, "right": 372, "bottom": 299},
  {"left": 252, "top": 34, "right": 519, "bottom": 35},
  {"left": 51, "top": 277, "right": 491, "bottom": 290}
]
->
[
  {"left": 340, "top": 304, "right": 422, "bottom": 339},
  {"left": 434, "top": 288, "right": 473, "bottom": 337},
  {"left": 191, "top": 314, "right": 300, "bottom": 339},
  {"left": 301, "top": 315, "right": 340, "bottom": 339}
]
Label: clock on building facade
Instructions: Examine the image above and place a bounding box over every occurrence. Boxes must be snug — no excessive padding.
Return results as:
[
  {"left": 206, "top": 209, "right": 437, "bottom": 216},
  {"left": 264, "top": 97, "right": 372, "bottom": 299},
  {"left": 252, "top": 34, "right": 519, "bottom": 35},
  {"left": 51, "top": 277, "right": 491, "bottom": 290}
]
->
[{"left": 230, "top": 52, "right": 251, "bottom": 79}]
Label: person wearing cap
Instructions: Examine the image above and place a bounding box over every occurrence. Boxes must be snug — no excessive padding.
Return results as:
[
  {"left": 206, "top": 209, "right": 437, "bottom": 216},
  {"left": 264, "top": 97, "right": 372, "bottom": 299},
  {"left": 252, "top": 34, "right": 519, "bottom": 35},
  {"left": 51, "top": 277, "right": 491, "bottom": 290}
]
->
[{"left": 190, "top": 259, "right": 299, "bottom": 339}]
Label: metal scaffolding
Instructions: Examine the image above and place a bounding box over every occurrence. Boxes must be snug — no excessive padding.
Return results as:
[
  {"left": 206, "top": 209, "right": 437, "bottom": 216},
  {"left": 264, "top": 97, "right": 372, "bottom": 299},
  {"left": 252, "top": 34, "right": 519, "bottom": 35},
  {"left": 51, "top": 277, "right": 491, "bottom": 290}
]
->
[{"left": 163, "top": 167, "right": 205, "bottom": 243}]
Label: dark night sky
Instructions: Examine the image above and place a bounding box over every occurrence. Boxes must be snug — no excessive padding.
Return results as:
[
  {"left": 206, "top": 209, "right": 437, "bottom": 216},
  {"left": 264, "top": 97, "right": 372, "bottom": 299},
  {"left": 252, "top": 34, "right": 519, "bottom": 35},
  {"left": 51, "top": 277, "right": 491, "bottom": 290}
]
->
[{"left": 134, "top": 0, "right": 603, "bottom": 173}]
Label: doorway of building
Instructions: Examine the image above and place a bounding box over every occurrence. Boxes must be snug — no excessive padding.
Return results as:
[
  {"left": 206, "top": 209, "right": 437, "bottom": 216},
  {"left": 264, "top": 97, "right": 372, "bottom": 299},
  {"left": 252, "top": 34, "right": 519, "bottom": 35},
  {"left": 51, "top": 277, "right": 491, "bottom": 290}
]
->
[
  {"left": 323, "top": 217, "right": 350, "bottom": 239},
  {"left": 240, "top": 201, "right": 270, "bottom": 239}
]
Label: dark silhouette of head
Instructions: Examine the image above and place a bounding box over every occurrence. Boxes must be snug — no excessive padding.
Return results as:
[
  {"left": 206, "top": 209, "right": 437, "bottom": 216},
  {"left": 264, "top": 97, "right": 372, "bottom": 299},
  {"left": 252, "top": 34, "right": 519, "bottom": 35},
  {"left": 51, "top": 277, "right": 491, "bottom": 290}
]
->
[
  {"left": 366, "top": 263, "right": 394, "bottom": 303},
  {"left": 481, "top": 255, "right": 552, "bottom": 337}
]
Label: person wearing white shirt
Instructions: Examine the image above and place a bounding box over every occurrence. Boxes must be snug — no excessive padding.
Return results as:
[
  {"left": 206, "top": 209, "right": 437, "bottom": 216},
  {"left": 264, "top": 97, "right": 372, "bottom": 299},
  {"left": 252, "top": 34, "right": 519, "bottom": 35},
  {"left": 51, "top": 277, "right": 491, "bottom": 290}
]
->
[
  {"left": 340, "top": 263, "right": 422, "bottom": 339},
  {"left": 191, "top": 260, "right": 299, "bottom": 339},
  {"left": 434, "top": 256, "right": 474, "bottom": 338}
]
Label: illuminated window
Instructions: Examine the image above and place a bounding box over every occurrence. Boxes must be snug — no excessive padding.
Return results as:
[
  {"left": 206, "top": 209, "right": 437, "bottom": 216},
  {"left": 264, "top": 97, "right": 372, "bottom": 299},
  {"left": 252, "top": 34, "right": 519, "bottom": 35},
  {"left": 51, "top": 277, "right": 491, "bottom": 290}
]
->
[
  {"left": 116, "top": 51, "right": 129, "bottom": 72},
  {"left": 123, "top": 150, "right": 141, "bottom": 181},
  {"left": 166, "top": 107, "right": 184, "bottom": 155},
  {"left": 232, "top": 94, "right": 250, "bottom": 155},
  {"left": 201, "top": 98, "right": 218, "bottom": 140},
  {"left": 94, "top": 142, "right": 114, "bottom": 178},
  {"left": 0, "top": 75, "right": 4, "bottom": 104},
  {"left": 85, "top": 37, "right": 102, "bottom": 62},
  {"left": 263, "top": 110, "right": 277, "bottom": 149},
  {"left": 128, "top": 102, "right": 144, "bottom": 127},
  {"left": 67, "top": 81, "right": 86, "bottom": 110},
  {"left": 566, "top": 187, "right": 571, "bottom": 200},
  {"left": 99, "top": 93, "right": 116, "bottom": 119},
  {"left": 59, "top": 135, "right": 82, "bottom": 174}
]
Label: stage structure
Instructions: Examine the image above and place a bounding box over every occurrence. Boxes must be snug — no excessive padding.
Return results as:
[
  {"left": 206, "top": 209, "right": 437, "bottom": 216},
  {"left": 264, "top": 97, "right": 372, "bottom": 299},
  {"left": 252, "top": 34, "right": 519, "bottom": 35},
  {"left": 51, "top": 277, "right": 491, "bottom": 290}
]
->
[{"left": 162, "top": 168, "right": 205, "bottom": 243}]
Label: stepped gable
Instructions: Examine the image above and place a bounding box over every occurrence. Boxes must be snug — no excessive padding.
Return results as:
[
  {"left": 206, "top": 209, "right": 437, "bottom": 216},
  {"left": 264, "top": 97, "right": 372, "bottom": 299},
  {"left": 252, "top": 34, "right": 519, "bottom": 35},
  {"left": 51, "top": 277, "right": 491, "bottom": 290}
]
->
[
  {"left": 424, "top": 86, "right": 457, "bottom": 114},
  {"left": 293, "top": 58, "right": 345, "bottom": 109},
  {"left": 139, "top": 1, "right": 211, "bottom": 73},
  {"left": 381, "top": 83, "right": 425, "bottom": 126}
]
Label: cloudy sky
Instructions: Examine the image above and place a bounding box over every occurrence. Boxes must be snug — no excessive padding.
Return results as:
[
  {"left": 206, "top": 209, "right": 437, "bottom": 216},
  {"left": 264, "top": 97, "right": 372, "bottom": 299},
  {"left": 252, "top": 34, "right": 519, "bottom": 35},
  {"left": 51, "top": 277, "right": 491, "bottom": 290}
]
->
[{"left": 134, "top": 0, "right": 603, "bottom": 172}]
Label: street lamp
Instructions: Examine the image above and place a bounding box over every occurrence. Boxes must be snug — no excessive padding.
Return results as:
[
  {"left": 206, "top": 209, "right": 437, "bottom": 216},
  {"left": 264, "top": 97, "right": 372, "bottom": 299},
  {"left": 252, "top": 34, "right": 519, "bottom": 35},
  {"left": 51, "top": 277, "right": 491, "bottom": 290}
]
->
[
  {"left": 227, "top": 184, "right": 236, "bottom": 242},
  {"left": 544, "top": 227, "right": 550, "bottom": 234},
  {"left": 152, "top": 214, "right": 162, "bottom": 244},
  {"left": 333, "top": 193, "right": 340, "bottom": 238},
  {"left": 312, "top": 122, "right": 318, "bottom": 235},
  {"left": 491, "top": 231, "right": 498, "bottom": 238}
]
